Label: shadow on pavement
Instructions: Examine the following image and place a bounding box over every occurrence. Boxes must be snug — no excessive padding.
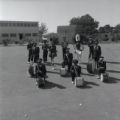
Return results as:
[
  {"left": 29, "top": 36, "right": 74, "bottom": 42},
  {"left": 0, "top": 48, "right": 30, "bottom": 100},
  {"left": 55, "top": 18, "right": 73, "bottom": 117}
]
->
[
  {"left": 47, "top": 70, "right": 60, "bottom": 75},
  {"left": 77, "top": 85, "right": 92, "bottom": 89},
  {"left": 106, "top": 61, "right": 120, "bottom": 64},
  {"left": 45, "top": 62, "right": 62, "bottom": 66},
  {"left": 85, "top": 81, "right": 100, "bottom": 86},
  {"left": 76, "top": 81, "right": 99, "bottom": 89},
  {"left": 40, "top": 80, "right": 66, "bottom": 89},
  {"left": 82, "top": 72, "right": 95, "bottom": 76},
  {"left": 47, "top": 70, "right": 71, "bottom": 77},
  {"left": 104, "top": 77, "right": 120, "bottom": 84},
  {"left": 107, "top": 70, "right": 120, "bottom": 73}
]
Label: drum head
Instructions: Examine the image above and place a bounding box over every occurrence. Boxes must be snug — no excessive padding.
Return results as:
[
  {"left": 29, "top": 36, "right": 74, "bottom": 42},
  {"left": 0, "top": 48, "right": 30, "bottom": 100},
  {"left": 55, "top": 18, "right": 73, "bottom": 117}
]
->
[{"left": 75, "top": 34, "right": 80, "bottom": 42}]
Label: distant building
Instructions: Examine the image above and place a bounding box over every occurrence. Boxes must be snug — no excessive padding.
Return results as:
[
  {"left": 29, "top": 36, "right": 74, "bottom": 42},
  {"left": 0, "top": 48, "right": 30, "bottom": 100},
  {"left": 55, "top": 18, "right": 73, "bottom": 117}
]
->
[
  {"left": 43, "top": 33, "right": 58, "bottom": 44},
  {"left": 57, "top": 25, "right": 77, "bottom": 44},
  {"left": 0, "top": 21, "right": 39, "bottom": 43}
]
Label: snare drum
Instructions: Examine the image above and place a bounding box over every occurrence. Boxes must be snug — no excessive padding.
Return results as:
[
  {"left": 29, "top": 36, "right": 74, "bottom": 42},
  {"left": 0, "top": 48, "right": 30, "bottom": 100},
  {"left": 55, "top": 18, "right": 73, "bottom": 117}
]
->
[
  {"left": 60, "top": 67, "right": 67, "bottom": 76},
  {"left": 75, "top": 77, "right": 84, "bottom": 87}
]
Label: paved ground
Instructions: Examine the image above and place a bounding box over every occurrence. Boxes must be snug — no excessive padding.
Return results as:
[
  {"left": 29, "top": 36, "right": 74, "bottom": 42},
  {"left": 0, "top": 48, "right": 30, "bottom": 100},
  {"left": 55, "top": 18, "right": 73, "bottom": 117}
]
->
[{"left": 0, "top": 44, "right": 120, "bottom": 120}]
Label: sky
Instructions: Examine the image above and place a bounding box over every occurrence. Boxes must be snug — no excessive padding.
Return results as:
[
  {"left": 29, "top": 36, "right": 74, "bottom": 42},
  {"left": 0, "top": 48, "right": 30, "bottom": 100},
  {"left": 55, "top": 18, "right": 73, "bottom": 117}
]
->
[{"left": 0, "top": 0, "right": 120, "bottom": 32}]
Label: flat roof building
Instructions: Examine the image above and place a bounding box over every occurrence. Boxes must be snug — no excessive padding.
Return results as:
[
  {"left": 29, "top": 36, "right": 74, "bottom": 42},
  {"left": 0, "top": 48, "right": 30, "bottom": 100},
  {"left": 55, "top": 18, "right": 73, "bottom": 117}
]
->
[{"left": 0, "top": 21, "right": 39, "bottom": 43}]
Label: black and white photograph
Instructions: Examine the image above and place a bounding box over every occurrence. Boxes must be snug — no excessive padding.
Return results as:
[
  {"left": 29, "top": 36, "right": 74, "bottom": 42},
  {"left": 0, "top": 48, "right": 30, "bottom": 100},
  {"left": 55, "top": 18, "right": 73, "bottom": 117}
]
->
[{"left": 0, "top": 0, "right": 120, "bottom": 120}]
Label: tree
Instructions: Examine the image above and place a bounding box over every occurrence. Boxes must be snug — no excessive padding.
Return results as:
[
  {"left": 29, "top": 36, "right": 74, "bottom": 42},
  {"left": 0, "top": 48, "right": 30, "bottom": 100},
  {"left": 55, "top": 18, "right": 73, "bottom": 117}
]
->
[
  {"left": 70, "top": 14, "right": 99, "bottom": 36},
  {"left": 114, "top": 24, "right": 120, "bottom": 33},
  {"left": 39, "top": 23, "right": 48, "bottom": 35},
  {"left": 45, "top": 33, "right": 59, "bottom": 45},
  {"left": 99, "top": 24, "right": 113, "bottom": 33}
]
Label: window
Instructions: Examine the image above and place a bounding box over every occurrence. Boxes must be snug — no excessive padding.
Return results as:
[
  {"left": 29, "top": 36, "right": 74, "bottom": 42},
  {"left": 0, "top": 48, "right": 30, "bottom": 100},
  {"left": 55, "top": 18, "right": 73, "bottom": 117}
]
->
[
  {"left": 25, "top": 23, "right": 29, "bottom": 27},
  {"left": 24, "top": 23, "right": 27, "bottom": 27},
  {"left": 34, "top": 23, "right": 38, "bottom": 27},
  {"left": 17, "top": 23, "right": 20, "bottom": 27},
  {"left": 19, "top": 23, "right": 23, "bottom": 27},
  {"left": 25, "top": 33, "right": 31, "bottom": 37},
  {"left": 10, "top": 33, "right": 16, "bottom": 37},
  {"left": 9, "top": 23, "right": 12, "bottom": 26},
  {"left": 0, "top": 23, "right": 7, "bottom": 26},
  {"left": 32, "top": 33, "right": 38, "bottom": 36},
  {"left": 2, "top": 33, "right": 9, "bottom": 37}
]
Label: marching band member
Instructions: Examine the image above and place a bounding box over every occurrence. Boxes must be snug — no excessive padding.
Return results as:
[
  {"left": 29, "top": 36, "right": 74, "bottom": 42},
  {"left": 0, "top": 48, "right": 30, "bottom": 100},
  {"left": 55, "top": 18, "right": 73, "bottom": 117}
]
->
[
  {"left": 62, "top": 48, "right": 73, "bottom": 73},
  {"left": 70, "top": 59, "right": 81, "bottom": 84},
  {"left": 74, "top": 34, "right": 84, "bottom": 64},
  {"left": 93, "top": 40, "right": 102, "bottom": 70},
  {"left": 61, "top": 39, "right": 68, "bottom": 60},
  {"left": 49, "top": 39, "right": 57, "bottom": 65},
  {"left": 42, "top": 41, "right": 49, "bottom": 63}
]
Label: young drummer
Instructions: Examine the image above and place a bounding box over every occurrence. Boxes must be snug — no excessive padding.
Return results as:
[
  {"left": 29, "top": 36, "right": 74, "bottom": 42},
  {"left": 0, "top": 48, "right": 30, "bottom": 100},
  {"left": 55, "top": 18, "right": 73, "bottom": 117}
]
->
[
  {"left": 27, "top": 40, "right": 33, "bottom": 63},
  {"left": 62, "top": 48, "right": 73, "bottom": 73},
  {"left": 97, "top": 56, "right": 106, "bottom": 79},
  {"left": 74, "top": 35, "right": 84, "bottom": 64},
  {"left": 35, "top": 58, "right": 47, "bottom": 83},
  {"left": 70, "top": 59, "right": 81, "bottom": 84},
  {"left": 33, "top": 43, "right": 40, "bottom": 63},
  {"left": 93, "top": 40, "right": 101, "bottom": 70},
  {"left": 42, "top": 41, "right": 49, "bottom": 63},
  {"left": 88, "top": 38, "right": 94, "bottom": 59},
  {"left": 61, "top": 39, "right": 68, "bottom": 60},
  {"left": 49, "top": 39, "right": 57, "bottom": 65}
]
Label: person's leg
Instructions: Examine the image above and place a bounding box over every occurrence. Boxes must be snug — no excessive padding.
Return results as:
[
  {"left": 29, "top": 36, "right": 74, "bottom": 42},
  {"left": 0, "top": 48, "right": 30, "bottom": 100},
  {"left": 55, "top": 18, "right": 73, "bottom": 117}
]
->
[
  {"left": 97, "top": 68, "right": 101, "bottom": 79},
  {"left": 44, "top": 53, "right": 47, "bottom": 62},
  {"left": 68, "top": 63, "right": 72, "bottom": 73},
  {"left": 36, "top": 55, "right": 39, "bottom": 63},
  {"left": 43, "top": 53, "right": 45, "bottom": 63},
  {"left": 63, "top": 48, "right": 66, "bottom": 60},
  {"left": 31, "top": 54, "right": 34, "bottom": 63},
  {"left": 45, "top": 52, "right": 48, "bottom": 62},
  {"left": 71, "top": 74, "right": 75, "bottom": 84},
  {"left": 62, "top": 48, "right": 64, "bottom": 60},
  {"left": 94, "top": 59, "right": 97, "bottom": 71},
  {"left": 28, "top": 52, "right": 31, "bottom": 62},
  {"left": 51, "top": 55, "right": 54, "bottom": 65}
]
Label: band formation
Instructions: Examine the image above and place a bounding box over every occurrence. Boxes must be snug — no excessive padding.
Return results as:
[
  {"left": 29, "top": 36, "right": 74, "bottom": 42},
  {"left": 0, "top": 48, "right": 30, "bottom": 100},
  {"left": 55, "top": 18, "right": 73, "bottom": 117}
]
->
[{"left": 27, "top": 34, "right": 109, "bottom": 88}]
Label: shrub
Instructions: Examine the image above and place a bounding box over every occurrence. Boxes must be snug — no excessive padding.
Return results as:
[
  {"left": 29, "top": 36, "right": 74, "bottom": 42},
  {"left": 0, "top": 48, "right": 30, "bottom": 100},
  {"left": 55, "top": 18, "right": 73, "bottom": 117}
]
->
[{"left": 2, "top": 39, "right": 9, "bottom": 46}]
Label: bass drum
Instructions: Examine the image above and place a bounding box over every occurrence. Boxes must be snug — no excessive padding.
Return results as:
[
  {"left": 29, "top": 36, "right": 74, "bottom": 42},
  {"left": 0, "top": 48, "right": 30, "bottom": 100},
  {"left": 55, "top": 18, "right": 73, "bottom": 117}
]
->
[
  {"left": 87, "top": 59, "right": 96, "bottom": 74},
  {"left": 28, "top": 64, "right": 34, "bottom": 77}
]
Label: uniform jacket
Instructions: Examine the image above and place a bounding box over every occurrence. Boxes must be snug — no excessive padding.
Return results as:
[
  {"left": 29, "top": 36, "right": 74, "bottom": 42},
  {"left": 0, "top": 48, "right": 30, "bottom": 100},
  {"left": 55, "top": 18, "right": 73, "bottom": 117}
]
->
[
  {"left": 49, "top": 45, "right": 56, "bottom": 53},
  {"left": 98, "top": 60, "right": 106, "bottom": 70},
  {"left": 34, "top": 47, "right": 40, "bottom": 56},
  {"left": 70, "top": 65, "right": 81, "bottom": 77},
  {"left": 27, "top": 43, "right": 32, "bottom": 50},
  {"left": 93, "top": 45, "right": 101, "bottom": 59},
  {"left": 42, "top": 44, "right": 49, "bottom": 52},
  {"left": 35, "top": 63, "right": 46, "bottom": 76},
  {"left": 64, "top": 53, "right": 73, "bottom": 65}
]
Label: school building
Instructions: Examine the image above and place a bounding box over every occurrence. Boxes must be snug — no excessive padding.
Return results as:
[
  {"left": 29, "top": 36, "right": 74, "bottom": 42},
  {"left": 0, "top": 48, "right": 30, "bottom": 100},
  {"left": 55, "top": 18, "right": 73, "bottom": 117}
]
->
[
  {"left": 57, "top": 25, "right": 77, "bottom": 44},
  {"left": 0, "top": 21, "right": 39, "bottom": 43}
]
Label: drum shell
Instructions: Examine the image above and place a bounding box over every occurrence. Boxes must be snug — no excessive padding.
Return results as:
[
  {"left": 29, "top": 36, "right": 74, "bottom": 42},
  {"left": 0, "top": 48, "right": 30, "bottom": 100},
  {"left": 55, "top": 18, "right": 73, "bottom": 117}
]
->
[
  {"left": 60, "top": 68, "right": 67, "bottom": 76},
  {"left": 101, "top": 72, "right": 109, "bottom": 82},
  {"left": 28, "top": 64, "right": 34, "bottom": 76},
  {"left": 75, "top": 77, "right": 84, "bottom": 87},
  {"left": 87, "top": 59, "right": 96, "bottom": 74}
]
